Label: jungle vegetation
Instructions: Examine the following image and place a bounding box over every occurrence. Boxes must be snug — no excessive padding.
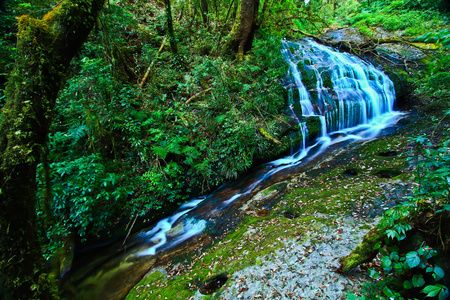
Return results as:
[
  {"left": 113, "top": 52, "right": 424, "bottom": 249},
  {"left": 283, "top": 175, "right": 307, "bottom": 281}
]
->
[{"left": 0, "top": 0, "right": 449, "bottom": 298}]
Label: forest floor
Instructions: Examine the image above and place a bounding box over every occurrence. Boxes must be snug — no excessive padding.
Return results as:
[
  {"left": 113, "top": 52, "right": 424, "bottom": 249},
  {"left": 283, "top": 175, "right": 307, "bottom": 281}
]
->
[{"left": 127, "top": 110, "right": 424, "bottom": 299}]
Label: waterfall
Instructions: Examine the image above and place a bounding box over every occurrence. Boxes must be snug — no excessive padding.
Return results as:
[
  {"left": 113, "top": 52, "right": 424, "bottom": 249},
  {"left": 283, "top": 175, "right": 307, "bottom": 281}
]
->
[
  {"left": 65, "top": 39, "right": 403, "bottom": 300},
  {"left": 270, "top": 39, "right": 401, "bottom": 167},
  {"left": 133, "top": 40, "right": 402, "bottom": 257},
  {"left": 137, "top": 39, "right": 402, "bottom": 255},
  {"left": 283, "top": 38, "right": 395, "bottom": 136}
]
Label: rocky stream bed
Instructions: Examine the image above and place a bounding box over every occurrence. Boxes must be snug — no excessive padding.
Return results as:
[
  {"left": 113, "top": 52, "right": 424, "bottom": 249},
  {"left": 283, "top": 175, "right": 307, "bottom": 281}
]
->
[{"left": 127, "top": 114, "right": 419, "bottom": 300}]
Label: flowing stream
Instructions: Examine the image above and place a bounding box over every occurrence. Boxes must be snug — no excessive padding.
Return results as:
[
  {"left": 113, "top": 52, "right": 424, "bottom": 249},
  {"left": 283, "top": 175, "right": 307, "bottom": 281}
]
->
[{"left": 62, "top": 39, "right": 402, "bottom": 299}]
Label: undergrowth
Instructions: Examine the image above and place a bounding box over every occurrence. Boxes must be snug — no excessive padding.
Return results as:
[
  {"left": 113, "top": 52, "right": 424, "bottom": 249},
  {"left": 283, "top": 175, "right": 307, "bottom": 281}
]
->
[
  {"left": 349, "top": 134, "right": 450, "bottom": 300},
  {"left": 31, "top": 0, "right": 291, "bottom": 257},
  {"left": 337, "top": 0, "right": 449, "bottom": 36}
]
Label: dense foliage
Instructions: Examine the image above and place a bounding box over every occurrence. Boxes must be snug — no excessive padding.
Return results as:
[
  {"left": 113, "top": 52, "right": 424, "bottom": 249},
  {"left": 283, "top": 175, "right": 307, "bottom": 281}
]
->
[{"left": 23, "top": 0, "right": 294, "bottom": 257}]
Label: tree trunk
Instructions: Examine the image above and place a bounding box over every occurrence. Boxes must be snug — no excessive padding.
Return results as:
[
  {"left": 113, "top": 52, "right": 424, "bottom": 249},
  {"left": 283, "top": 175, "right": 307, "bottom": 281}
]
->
[
  {"left": 165, "top": 0, "right": 178, "bottom": 54},
  {"left": 230, "top": 0, "right": 260, "bottom": 59},
  {"left": 0, "top": 0, "right": 104, "bottom": 298},
  {"left": 200, "top": 0, "right": 209, "bottom": 24}
]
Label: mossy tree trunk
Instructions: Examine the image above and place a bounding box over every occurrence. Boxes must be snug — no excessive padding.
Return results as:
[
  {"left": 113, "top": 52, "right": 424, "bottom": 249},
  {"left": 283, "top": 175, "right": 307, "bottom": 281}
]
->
[
  {"left": 0, "top": 0, "right": 104, "bottom": 298},
  {"left": 200, "top": 0, "right": 209, "bottom": 24},
  {"left": 228, "top": 0, "right": 259, "bottom": 59},
  {"left": 165, "top": 0, "right": 178, "bottom": 54}
]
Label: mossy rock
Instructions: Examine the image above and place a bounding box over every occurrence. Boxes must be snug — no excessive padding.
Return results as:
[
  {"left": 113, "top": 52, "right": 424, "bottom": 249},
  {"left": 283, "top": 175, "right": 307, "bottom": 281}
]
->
[
  {"left": 305, "top": 116, "right": 322, "bottom": 140},
  {"left": 338, "top": 226, "right": 383, "bottom": 273}
]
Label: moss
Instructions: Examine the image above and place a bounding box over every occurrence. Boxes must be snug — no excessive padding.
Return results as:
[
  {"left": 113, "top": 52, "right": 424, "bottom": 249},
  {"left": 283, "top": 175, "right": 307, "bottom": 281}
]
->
[
  {"left": 322, "top": 72, "right": 333, "bottom": 90},
  {"left": 292, "top": 98, "right": 302, "bottom": 118},
  {"left": 305, "top": 116, "right": 322, "bottom": 140},
  {"left": 338, "top": 227, "right": 383, "bottom": 272},
  {"left": 127, "top": 212, "right": 311, "bottom": 299},
  {"left": 258, "top": 181, "right": 287, "bottom": 198},
  {"left": 259, "top": 127, "right": 281, "bottom": 144}
]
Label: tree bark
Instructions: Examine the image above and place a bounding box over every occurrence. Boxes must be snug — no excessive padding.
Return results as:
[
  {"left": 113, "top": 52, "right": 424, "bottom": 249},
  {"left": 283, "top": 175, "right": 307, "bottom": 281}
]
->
[
  {"left": 165, "top": 0, "right": 178, "bottom": 54},
  {"left": 231, "top": 0, "right": 260, "bottom": 58},
  {"left": 0, "top": 0, "right": 104, "bottom": 298},
  {"left": 200, "top": 0, "right": 209, "bottom": 24}
]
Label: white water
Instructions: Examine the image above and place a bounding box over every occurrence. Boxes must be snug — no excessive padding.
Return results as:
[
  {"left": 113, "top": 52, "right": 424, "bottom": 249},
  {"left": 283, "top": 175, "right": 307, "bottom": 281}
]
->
[
  {"left": 135, "top": 39, "right": 403, "bottom": 257},
  {"left": 136, "top": 197, "right": 207, "bottom": 256}
]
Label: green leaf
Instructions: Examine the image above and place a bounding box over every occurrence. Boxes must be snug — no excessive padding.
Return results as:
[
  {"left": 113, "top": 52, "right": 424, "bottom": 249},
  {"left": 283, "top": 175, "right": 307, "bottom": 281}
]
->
[
  {"left": 381, "top": 256, "right": 392, "bottom": 269},
  {"left": 383, "top": 286, "right": 396, "bottom": 297},
  {"left": 393, "top": 262, "right": 404, "bottom": 274},
  {"left": 152, "top": 146, "right": 168, "bottom": 160},
  {"left": 390, "top": 252, "right": 399, "bottom": 261},
  {"left": 406, "top": 251, "right": 420, "bottom": 268},
  {"left": 368, "top": 268, "right": 379, "bottom": 279},
  {"left": 433, "top": 266, "right": 445, "bottom": 281},
  {"left": 439, "top": 287, "right": 449, "bottom": 300},
  {"left": 386, "top": 229, "right": 397, "bottom": 239},
  {"left": 404, "top": 280, "right": 413, "bottom": 289},
  {"left": 242, "top": 84, "right": 252, "bottom": 92},
  {"left": 374, "top": 241, "right": 382, "bottom": 250},
  {"left": 422, "top": 284, "right": 447, "bottom": 297},
  {"left": 215, "top": 115, "right": 226, "bottom": 124},
  {"left": 412, "top": 274, "right": 425, "bottom": 287}
]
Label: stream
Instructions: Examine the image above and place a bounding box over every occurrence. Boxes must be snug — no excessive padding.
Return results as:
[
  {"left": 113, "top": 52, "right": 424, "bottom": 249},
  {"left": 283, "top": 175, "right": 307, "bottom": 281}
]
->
[{"left": 61, "top": 39, "right": 403, "bottom": 299}]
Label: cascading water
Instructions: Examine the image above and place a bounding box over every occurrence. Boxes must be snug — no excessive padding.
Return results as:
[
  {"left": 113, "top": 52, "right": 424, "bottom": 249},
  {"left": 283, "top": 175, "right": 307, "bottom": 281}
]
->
[
  {"left": 283, "top": 39, "right": 395, "bottom": 136},
  {"left": 271, "top": 39, "right": 400, "bottom": 167},
  {"left": 63, "top": 39, "right": 403, "bottom": 300}
]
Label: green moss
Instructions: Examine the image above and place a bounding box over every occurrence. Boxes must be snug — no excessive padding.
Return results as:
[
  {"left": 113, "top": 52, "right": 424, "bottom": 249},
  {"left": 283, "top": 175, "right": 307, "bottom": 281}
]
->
[
  {"left": 339, "top": 227, "right": 383, "bottom": 272},
  {"left": 322, "top": 73, "right": 333, "bottom": 90},
  {"left": 305, "top": 116, "right": 322, "bottom": 140}
]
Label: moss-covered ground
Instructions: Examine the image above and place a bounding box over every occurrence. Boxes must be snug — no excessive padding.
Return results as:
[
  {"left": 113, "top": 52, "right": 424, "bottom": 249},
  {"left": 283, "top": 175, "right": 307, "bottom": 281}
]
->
[{"left": 125, "top": 113, "right": 424, "bottom": 299}]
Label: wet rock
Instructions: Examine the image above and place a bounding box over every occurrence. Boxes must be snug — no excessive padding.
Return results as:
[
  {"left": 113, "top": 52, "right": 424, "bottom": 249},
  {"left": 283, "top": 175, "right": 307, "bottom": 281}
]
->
[
  {"left": 329, "top": 132, "right": 347, "bottom": 139},
  {"left": 199, "top": 273, "right": 228, "bottom": 295},
  {"left": 318, "top": 28, "right": 418, "bottom": 109},
  {"left": 166, "top": 222, "right": 184, "bottom": 237},
  {"left": 216, "top": 217, "right": 375, "bottom": 300},
  {"left": 376, "top": 43, "right": 427, "bottom": 64},
  {"left": 320, "top": 27, "right": 368, "bottom": 46}
]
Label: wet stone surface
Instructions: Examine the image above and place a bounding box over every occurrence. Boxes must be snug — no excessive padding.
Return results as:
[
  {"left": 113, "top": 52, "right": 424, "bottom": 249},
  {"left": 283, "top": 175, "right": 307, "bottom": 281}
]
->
[{"left": 127, "top": 115, "right": 417, "bottom": 300}]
